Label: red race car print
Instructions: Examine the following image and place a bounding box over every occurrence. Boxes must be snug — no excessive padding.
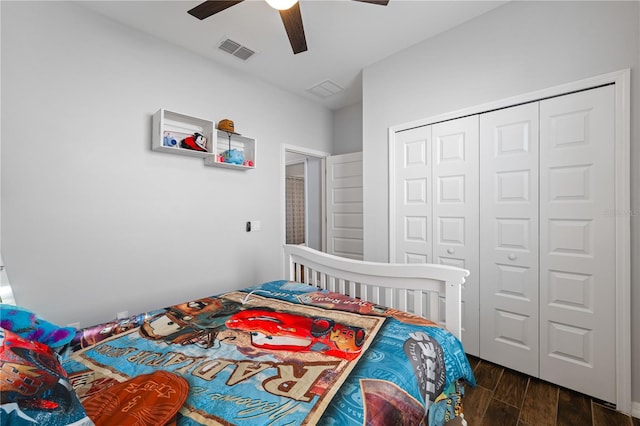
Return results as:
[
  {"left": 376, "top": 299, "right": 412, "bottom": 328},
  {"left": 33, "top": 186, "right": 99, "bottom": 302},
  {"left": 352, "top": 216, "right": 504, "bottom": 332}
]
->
[
  {"left": 225, "top": 309, "right": 366, "bottom": 360},
  {"left": 0, "top": 328, "right": 76, "bottom": 418}
]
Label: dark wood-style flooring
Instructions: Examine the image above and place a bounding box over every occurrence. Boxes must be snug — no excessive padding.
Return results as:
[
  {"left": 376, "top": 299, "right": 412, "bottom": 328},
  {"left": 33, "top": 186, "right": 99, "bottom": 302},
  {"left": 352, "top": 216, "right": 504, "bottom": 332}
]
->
[{"left": 464, "top": 355, "right": 639, "bottom": 426}]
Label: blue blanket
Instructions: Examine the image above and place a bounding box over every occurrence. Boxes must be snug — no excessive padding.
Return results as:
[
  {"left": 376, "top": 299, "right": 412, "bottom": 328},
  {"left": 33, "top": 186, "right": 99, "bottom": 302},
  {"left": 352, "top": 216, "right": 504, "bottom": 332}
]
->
[{"left": 61, "top": 280, "right": 475, "bottom": 425}]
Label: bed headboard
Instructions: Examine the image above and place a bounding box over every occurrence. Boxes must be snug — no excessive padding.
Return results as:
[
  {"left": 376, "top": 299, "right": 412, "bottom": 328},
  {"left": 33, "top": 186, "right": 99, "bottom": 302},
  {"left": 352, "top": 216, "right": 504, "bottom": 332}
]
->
[{"left": 283, "top": 244, "right": 469, "bottom": 341}]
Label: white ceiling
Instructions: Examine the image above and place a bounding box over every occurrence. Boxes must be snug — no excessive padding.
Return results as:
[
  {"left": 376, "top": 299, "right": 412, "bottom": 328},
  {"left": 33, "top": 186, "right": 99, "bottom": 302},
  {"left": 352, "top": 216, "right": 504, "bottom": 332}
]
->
[{"left": 77, "top": 0, "right": 507, "bottom": 111}]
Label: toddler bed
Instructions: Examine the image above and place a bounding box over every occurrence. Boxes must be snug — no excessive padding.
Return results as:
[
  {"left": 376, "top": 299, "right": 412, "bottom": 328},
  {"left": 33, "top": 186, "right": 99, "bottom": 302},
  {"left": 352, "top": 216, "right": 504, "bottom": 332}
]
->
[{"left": 1, "top": 245, "right": 474, "bottom": 426}]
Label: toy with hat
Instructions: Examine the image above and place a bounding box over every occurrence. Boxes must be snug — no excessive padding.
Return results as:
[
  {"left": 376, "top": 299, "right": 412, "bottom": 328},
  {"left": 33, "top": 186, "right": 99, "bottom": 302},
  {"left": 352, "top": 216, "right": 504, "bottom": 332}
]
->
[
  {"left": 216, "top": 118, "right": 251, "bottom": 166},
  {"left": 179, "top": 132, "right": 207, "bottom": 152}
]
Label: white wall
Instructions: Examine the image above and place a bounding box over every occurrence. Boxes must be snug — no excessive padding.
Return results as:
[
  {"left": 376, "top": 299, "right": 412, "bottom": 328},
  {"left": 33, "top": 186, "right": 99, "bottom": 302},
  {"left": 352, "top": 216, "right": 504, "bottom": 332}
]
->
[
  {"left": 361, "top": 0, "right": 640, "bottom": 407},
  {"left": 333, "top": 102, "right": 363, "bottom": 155},
  {"left": 1, "top": 1, "right": 332, "bottom": 328}
]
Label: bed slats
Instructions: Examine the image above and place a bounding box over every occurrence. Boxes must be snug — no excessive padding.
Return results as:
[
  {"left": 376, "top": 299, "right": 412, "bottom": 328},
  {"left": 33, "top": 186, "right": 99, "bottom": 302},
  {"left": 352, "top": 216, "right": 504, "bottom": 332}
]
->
[{"left": 284, "top": 244, "right": 469, "bottom": 341}]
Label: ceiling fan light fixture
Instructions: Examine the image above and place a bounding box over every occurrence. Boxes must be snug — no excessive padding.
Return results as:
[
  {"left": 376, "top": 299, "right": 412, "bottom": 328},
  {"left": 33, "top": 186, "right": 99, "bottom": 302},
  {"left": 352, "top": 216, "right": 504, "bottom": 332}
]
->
[{"left": 265, "top": 0, "right": 298, "bottom": 11}]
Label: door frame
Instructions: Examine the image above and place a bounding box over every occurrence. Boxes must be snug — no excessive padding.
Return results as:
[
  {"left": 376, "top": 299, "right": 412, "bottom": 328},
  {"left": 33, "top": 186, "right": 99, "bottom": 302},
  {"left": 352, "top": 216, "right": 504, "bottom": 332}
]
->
[
  {"left": 388, "top": 69, "right": 631, "bottom": 414},
  {"left": 280, "top": 144, "right": 330, "bottom": 269}
]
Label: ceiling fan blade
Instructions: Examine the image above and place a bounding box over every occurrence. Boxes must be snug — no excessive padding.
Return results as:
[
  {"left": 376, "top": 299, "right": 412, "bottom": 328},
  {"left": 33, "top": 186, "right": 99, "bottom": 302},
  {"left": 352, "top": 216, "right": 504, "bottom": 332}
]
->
[
  {"left": 279, "top": 2, "right": 307, "bottom": 54},
  {"left": 188, "top": 0, "right": 245, "bottom": 20},
  {"left": 352, "top": 0, "right": 389, "bottom": 5}
]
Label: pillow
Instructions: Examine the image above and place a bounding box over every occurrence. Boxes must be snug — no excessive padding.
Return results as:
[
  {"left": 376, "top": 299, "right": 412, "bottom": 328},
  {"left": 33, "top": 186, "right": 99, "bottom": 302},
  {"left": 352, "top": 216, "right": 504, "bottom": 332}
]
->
[
  {"left": 0, "top": 328, "right": 93, "bottom": 425},
  {"left": 82, "top": 370, "right": 189, "bottom": 426},
  {"left": 0, "top": 304, "right": 75, "bottom": 348}
]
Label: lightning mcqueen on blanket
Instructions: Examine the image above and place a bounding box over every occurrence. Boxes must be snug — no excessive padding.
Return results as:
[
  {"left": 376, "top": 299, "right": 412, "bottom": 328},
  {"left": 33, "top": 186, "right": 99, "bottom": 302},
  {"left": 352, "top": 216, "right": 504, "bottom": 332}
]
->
[{"left": 1, "top": 280, "right": 475, "bottom": 426}]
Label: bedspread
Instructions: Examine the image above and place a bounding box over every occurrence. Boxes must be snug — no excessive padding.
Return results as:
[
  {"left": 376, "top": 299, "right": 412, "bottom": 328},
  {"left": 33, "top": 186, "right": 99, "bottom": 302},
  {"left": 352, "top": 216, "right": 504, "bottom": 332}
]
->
[{"left": 61, "top": 280, "right": 475, "bottom": 425}]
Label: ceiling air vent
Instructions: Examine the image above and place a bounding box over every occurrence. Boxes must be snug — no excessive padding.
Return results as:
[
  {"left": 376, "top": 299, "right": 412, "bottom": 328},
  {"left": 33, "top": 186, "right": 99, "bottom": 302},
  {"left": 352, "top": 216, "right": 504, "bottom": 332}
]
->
[
  {"left": 218, "top": 38, "right": 256, "bottom": 61},
  {"left": 307, "top": 80, "right": 344, "bottom": 98}
]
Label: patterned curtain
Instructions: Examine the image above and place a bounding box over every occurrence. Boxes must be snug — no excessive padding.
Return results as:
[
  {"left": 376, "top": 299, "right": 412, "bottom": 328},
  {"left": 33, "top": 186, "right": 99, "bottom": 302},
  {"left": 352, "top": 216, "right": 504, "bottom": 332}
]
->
[{"left": 286, "top": 177, "right": 305, "bottom": 244}]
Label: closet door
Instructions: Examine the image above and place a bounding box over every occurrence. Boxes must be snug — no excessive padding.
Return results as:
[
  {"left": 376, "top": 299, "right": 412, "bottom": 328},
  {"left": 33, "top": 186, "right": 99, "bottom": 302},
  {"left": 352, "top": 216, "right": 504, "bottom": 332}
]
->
[
  {"left": 479, "top": 103, "right": 539, "bottom": 376},
  {"left": 432, "top": 117, "right": 480, "bottom": 355},
  {"left": 539, "top": 85, "right": 616, "bottom": 402},
  {"left": 393, "top": 126, "right": 432, "bottom": 264}
]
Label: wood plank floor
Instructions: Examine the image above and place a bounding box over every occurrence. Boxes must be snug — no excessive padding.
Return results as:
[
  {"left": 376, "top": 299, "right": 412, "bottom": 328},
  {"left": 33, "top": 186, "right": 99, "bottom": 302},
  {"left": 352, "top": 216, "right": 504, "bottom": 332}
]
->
[{"left": 464, "top": 355, "right": 639, "bottom": 426}]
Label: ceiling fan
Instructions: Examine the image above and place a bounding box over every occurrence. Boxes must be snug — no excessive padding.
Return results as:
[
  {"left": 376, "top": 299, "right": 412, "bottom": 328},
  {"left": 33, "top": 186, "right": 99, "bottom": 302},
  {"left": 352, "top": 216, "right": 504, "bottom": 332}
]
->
[{"left": 188, "top": 0, "right": 389, "bottom": 55}]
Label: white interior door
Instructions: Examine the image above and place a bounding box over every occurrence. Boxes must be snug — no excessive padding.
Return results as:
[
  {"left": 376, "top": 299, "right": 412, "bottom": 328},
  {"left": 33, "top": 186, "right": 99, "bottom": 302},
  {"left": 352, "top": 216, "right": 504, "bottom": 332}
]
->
[
  {"left": 431, "top": 117, "right": 480, "bottom": 355},
  {"left": 539, "top": 85, "right": 616, "bottom": 402},
  {"left": 479, "top": 102, "right": 540, "bottom": 376},
  {"left": 392, "top": 126, "right": 432, "bottom": 264},
  {"left": 388, "top": 73, "right": 628, "bottom": 410},
  {"left": 392, "top": 120, "right": 479, "bottom": 351},
  {"left": 326, "top": 152, "right": 363, "bottom": 260}
]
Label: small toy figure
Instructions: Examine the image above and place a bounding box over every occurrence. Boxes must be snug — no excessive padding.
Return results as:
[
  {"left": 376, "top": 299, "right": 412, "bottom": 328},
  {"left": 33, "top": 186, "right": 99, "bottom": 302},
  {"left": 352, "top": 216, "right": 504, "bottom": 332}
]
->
[
  {"left": 222, "top": 148, "right": 244, "bottom": 165},
  {"left": 180, "top": 132, "right": 207, "bottom": 152},
  {"left": 162, "top": 133, "right": 177, "bottom": 147}
]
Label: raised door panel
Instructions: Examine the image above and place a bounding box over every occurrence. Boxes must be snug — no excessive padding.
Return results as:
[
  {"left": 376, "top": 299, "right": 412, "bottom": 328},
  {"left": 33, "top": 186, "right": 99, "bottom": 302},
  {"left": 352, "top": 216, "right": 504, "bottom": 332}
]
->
[
  {"left": 479, "top": 102, "right": 539, "bottom": 376},
  {"left": 394, "top": 126, "right": 432, "bottom": 264},
  {"left": 539, "top": 85, "right": 616, "bottom": 402},
  {"left": 326, "top": 152, "right": 363, "bottom": 260},
  {"left": 432, "top": 116, "right": 480, "bottom": 355}
]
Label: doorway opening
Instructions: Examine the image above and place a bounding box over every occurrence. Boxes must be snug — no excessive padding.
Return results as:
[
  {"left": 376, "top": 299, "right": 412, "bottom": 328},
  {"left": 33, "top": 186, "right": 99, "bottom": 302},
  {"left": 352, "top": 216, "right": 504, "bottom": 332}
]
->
[{"left": 282, "top": 145, "right": 329, "bottom": 253}]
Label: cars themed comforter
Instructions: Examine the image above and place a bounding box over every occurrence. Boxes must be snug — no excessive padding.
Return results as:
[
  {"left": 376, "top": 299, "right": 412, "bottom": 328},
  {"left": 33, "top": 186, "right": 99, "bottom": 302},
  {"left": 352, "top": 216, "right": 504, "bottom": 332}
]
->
[{"left": 60, "top": 280, "right": 475, "bottom": 425}]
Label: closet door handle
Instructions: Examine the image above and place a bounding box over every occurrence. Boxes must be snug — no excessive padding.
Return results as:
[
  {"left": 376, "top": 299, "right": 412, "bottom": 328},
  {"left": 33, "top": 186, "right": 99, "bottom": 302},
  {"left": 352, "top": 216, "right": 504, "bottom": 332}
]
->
[
  {"left": 447, "top": 248, "right": 455, "bottom": 254},
  {"left": 508, "top": 253, "right": 517, "bottom": 261}
]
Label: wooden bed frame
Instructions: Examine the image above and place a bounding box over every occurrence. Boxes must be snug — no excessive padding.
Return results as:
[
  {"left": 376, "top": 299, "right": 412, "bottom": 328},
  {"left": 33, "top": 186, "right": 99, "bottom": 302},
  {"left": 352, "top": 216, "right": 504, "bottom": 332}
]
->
[{"left": 283, "top": 244, "right": 469, "bottom": 341}]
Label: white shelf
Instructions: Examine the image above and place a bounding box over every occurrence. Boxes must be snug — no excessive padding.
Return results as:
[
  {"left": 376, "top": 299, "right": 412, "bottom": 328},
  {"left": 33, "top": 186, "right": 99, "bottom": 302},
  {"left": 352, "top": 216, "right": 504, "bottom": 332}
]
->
[
  {"left": 151, "top": 109, "right": 214, "bottom": 158},
  {"left": 152, "top": 109, "right": 256, "bottom": 170},
  {"left": 204, "top": 130, "right": 256, "bottom": 170}
]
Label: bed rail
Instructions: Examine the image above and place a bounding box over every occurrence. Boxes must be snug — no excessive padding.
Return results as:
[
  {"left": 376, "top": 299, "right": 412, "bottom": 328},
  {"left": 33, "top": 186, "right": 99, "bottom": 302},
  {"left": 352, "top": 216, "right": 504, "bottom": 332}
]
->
[{"left": 283, "top": 244, "right": 469, "bottom": 341}]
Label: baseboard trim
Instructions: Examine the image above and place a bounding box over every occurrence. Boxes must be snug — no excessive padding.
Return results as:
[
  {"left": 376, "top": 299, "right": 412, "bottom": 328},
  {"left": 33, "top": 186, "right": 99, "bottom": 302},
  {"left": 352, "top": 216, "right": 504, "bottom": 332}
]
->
[{"left": 631, "top": 400, "right": 640, "bottom": 418}]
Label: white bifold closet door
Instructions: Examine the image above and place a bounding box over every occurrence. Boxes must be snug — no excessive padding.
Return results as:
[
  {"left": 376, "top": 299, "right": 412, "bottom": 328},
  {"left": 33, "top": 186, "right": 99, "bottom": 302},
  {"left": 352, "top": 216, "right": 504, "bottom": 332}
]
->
[
  {"left": 538, "top": 86, "right": 616, "bottom": 402},
  {"left": 480, "top": 85, "right": 616, "bottom": 402},
  {"left": 393, "top": 117, "right": 479, "bottom": 355},
  {"left": 394, "top": 126, "right": 433, "bottom": 264},
  {"left": 392, "top": 83, "right": 619, "bottom": 403},
  {"left": 479, "top": 102, "right": 540, "bottom": 377},
  {"left": 431, "top": 117, "right": 479, "bottom": 355}
]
